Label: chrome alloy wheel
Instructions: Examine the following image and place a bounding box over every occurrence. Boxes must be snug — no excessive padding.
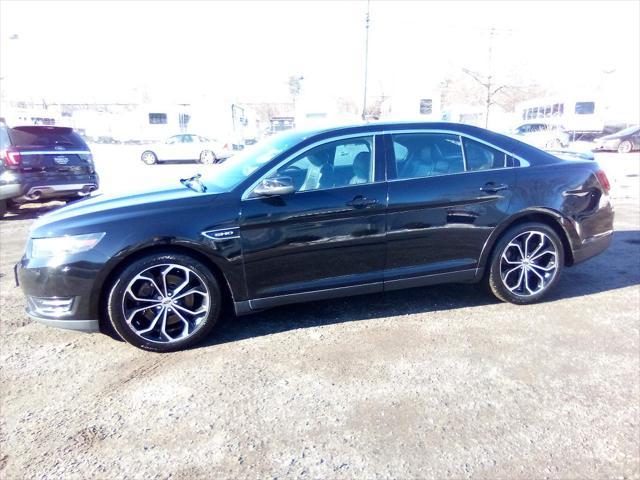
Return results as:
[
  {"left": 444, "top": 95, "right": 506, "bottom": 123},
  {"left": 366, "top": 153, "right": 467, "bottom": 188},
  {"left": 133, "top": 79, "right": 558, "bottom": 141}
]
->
[
  {"left": 122, "top": 264, "right": 211, "bottom": 343},
  {"left": 200, "top": 150, "right": 216, "bottom": 164},
  {"left": 499, "top": 230, "right": 558, "bottom": 297},
  {"left": 141, "top": 151, "right": 157, "bottom": 165}
]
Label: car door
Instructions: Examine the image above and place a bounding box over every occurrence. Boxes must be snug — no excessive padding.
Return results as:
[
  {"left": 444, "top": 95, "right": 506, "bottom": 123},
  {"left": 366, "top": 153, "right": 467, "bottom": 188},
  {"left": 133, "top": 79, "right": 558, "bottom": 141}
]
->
[
  {"left": 177, "top": 134, "right": 196, "bottom": 161},
  {"left": 239, "top": 134, "right": 387, "bottom": 307},
  {"left": 162, "top": 135, "right": 183, "bottom": 160},
  {"left": 384, "top": 131, "right": 517, "bottom": 289}
]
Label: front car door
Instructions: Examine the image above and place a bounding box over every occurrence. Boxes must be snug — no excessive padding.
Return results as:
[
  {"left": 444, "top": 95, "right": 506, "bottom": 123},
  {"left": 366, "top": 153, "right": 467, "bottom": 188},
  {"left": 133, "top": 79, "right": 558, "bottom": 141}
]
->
[
  {"left": 384, "top": 130, "right": 519, "bottom": 289},
  {"left": 162, "top": 135, "right": 183, "bottom": 160},
  {"left": 239, "top": 134, "right": 387, "bottom": 308},
  {"left": 177, "top": 134, "right": 196, "bottom": 160}
]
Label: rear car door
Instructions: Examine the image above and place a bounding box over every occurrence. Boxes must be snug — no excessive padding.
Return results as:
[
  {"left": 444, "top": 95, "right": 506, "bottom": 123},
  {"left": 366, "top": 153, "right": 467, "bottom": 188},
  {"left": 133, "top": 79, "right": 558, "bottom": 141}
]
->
[
  {"left": 384, "top": 131, "right": 517, "bottom": 288},
  {"left": 239, "top": 134, "right": 388, "bottom": 306}
]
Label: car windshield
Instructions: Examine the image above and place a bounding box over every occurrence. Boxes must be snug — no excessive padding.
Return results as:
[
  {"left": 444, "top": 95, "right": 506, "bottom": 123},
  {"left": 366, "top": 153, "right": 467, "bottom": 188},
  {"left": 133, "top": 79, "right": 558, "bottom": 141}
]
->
[
  {"left": 614, "top": 125, "right": 639, "bottom": 136},
  {"left": 201, "top": 130, "right": 307, "bottom": 192}
]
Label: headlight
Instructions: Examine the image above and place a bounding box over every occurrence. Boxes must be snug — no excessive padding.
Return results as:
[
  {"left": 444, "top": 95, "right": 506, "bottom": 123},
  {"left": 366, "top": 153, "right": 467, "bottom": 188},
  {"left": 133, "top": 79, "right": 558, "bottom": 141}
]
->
[{"left": 31, "top": 232, "right": 105, "bottom": 258}]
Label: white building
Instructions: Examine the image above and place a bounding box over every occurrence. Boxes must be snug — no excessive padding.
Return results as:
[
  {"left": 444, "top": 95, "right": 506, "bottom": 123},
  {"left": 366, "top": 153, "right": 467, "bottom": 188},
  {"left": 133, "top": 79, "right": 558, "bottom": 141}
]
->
[{"left": 379, "top": 91, "right": 442, "bottom": 122}]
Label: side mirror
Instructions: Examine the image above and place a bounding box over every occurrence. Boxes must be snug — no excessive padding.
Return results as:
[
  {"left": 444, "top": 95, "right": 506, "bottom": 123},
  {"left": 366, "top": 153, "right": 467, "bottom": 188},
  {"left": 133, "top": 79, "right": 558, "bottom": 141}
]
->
[{"left": 253, "top": 176, "right": 295, "bottom": 197}]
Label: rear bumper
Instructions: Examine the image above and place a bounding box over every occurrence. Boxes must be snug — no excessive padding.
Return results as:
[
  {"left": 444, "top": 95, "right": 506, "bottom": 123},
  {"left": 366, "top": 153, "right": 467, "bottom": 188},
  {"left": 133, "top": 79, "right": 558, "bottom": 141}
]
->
[
  {"left": 12, "top": 173, "right": 99, "bottom": 202},
  {"left": 19, "top": 182, "right": 98, "bottom": 201},
  {"left": 572, "top": 230, "right": 613, "bottom": 265}
]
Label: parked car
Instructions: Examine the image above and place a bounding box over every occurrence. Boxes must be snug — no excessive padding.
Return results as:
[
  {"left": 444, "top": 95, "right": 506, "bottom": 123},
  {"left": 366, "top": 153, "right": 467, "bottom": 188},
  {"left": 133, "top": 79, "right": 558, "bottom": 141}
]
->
[
  {"left": 592, "top": 125, "right": 640, "bottom": 153},
  {"left": 140, "top": 134, "right": 231, "bottom": 165},
  {"left": 16, "top": 122, "right": 613, "bottom": 351},
  {"left": 0, "top": 125, "right": 99, "bottom": 217},
  {"left": 509, "top": 122, "right": 570, "bottom": 150}
]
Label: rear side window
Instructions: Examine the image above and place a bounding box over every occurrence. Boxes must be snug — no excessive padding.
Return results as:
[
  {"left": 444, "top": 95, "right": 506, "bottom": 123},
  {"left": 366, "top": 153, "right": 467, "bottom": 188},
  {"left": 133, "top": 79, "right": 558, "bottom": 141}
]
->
[
  {"left": 8, "top": 127, "right": 87, "bottom": 148},
  {"left": 392, "top": 133, "right": 464, "bottom": 179},
  {"left": 462, "top": 138, "right": 507, "bottom": 171}
]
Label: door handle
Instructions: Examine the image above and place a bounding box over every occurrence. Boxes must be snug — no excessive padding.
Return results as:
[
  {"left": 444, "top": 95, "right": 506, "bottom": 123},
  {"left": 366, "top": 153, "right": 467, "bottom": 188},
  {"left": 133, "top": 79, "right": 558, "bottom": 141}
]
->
[
  {"left": 346, "top": 195, "right": 378, "bottom": 208},
  {"left": 480, "top": 182, "right": 510, "bottom": 193}
]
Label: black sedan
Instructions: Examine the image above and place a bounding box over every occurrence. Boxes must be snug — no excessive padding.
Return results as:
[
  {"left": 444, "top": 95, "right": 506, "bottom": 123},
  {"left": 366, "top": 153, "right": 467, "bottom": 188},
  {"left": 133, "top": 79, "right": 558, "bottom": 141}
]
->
[
  {"left": 16, "top": 122, "right": 614, "bottom": 351},
  {"left": 593, "top": 125, "right": 640, "bottom": 153}
]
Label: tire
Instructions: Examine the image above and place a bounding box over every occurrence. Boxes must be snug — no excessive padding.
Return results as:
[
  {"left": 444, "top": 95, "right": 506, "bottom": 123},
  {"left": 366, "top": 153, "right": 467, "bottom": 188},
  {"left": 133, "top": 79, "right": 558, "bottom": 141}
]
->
[
  {"left": 199, "top": 150, "right": 217, "bottom": 164},
  {"left": 0, "top": 199, "right": 7, "bottom": 218},
  {"left": 618, "top": 140, "right": 632, "bottom": 154},
  {"left": 107, "top": 252, "right": 222, "bottom": 352},
  {"left": 486, "top": 222, "right": 564, "bottom": 305},
  {"left": 141, "top": 151, "right": 158, "bottom": 165}
]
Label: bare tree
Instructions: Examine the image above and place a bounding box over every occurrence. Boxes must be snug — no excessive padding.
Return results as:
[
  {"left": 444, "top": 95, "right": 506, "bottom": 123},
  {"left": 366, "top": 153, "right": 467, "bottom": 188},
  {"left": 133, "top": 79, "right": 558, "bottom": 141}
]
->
[{"left": 288, "top": 75, "right": 303, "bottom": 106}]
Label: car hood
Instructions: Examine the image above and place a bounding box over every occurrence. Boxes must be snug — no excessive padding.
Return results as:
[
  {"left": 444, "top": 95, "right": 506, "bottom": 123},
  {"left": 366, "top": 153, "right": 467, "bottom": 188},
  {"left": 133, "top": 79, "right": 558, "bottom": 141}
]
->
[{"left": 30, "top": 183, "right": 217, "bottom": 237}]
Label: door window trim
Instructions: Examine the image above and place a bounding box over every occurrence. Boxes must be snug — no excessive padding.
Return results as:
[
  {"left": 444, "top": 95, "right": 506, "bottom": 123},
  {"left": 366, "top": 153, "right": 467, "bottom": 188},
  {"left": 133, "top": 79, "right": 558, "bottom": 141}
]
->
[
  {"left": 242, "top": 132, "right": 381, "bottom": 200},
  {"left": 383, "top": 128, "right": 530, "bottom": 182}
]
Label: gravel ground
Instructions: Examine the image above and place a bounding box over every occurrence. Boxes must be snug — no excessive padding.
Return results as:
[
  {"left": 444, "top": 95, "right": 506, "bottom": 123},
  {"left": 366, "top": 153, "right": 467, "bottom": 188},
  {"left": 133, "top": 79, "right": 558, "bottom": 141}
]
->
[{"left": 1, "top": 148, "right": 639, "bottom": 479}]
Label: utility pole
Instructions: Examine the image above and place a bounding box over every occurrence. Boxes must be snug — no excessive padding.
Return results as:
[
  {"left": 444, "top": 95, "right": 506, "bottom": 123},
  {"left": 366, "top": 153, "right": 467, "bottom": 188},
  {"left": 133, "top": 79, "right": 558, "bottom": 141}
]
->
[
  {"left": 485, "top": 27, "right": 495, "bottom": 128},
  {"left": 361, "top": 0, "right": 370, "bottom": 121}
]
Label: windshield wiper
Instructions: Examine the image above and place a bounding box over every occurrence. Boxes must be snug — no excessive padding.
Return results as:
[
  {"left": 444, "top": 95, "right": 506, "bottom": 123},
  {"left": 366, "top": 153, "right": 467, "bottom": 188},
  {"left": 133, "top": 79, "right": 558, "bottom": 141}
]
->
[{"left": 180, "top": 173, "right": 207, "bottom": 193}]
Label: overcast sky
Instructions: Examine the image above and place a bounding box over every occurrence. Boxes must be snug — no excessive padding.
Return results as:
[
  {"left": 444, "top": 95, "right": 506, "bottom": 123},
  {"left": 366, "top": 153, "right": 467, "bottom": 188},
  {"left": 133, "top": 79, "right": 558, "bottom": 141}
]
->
[{"left": 1, "top": 0, "right": 638, "bottom": 106}]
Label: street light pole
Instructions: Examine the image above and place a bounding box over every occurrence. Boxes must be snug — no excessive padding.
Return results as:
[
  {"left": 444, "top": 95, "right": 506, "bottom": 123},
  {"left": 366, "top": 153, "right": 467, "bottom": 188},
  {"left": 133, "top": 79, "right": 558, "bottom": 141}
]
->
[{"left": 361, "top": 0, "right": 370, "bottom": 121}]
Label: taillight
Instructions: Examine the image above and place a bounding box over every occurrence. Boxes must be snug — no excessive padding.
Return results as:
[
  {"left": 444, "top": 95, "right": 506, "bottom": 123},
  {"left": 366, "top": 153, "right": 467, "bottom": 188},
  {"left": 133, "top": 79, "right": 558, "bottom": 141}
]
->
[
  {"left": 3, "top": 149, "right": 22, "bottom": 167},
  {"left": 595, "top": 169, "right": 611, "bottom": 195}
]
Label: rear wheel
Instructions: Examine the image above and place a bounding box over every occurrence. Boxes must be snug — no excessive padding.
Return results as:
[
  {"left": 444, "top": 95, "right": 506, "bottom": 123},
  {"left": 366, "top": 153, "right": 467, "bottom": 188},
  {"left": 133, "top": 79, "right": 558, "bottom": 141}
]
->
[
  {"left": 618, "top": 140, "right": 633, "bottom": 154},
  {"left": 107, "top": 252, "right": 221, "bottom": 352},
  {"left": 0, "top": 199, "right": 7, "bottom": 218},
  {"left": 199, "top": 150, "right": 217, "bottom": 164},
  {"left": 486, "top": 223, "right": 564, "bottom": 304},
  {"left": 141, "top": 151, "right": 158, "bottom": 165}
]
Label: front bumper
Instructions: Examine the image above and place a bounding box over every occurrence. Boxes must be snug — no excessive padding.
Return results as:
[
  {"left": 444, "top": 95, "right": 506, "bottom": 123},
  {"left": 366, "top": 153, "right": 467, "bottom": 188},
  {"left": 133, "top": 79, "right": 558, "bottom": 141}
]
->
[
  {"left": 27, "top": 314, "right": 99, "bottom": 332},
  {"left": 592, "top": 140, "right": 620, "bottom": 152},
  {"left": 0, "top": 182, "right": 21, "bottom": 201},
  {"left": 16, "top": 251, "right": 106, "bottom": 333}
]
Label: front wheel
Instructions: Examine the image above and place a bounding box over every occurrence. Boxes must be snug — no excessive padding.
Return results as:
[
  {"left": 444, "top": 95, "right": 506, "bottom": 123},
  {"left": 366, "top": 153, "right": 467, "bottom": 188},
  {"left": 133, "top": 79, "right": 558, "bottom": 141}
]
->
[
  {"left": 0, "top": 199, "right": 7, "bottom": 218},
  {"left": 486, "top": 223, "right": 564, "bottom": 304},
  {"left": 618, "top": 140, "right": 633, "bottom": 154},
  {"left": 107, "top": 252, "right": 222, "bottom": 352},
  {"left": 141, "top": 151, "right": 158, "bottom": 165},
  {"left": 199, "top": 150, "right": 217, "bottom": 164}
]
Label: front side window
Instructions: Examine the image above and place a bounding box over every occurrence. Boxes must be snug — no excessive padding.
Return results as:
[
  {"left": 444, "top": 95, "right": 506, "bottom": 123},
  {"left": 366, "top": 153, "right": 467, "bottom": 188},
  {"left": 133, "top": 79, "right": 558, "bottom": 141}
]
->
[
  {"left": 270, "top": 136, "right": 374, "bottom": 192},
  {"left": 181, "top": 135, "right": 194, "bottom": 143},
  {"left": 392, "top": 134, "right": 464, "bottom": 179},
  {"left": 462, "top": 138, "right": 507, "bottom": 171},
  {"left": 166, "top": 135, "right": 181, "bottom": 144}
]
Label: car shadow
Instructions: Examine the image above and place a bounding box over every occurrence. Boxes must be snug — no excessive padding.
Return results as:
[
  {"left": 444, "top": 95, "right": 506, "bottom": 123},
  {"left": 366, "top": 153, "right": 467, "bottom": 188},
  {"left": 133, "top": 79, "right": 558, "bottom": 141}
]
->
[
  {"left": 196, "top": 229, "right": 640, "bottom": 350},
  {"left": 1, "top": 201, "right": 66, "bottom": 221}
]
